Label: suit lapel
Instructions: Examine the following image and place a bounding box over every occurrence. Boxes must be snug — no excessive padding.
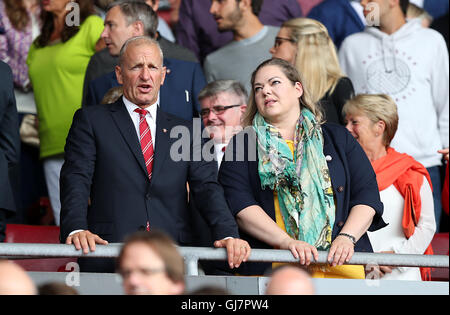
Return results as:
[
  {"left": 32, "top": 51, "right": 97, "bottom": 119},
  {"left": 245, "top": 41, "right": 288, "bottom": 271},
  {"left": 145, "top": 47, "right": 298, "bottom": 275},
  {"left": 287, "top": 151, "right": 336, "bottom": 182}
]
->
[
  {"left": 150, "top": 107, "right": 173, "bottom": 187},
  {"left": 109, "top": 99, "right": 148, "bottom": 177}
]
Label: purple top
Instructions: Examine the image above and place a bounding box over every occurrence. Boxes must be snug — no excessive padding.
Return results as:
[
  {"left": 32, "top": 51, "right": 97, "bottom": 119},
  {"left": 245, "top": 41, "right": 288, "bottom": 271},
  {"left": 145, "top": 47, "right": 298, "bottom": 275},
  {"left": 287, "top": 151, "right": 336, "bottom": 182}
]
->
[
  {"left": 297, "top": 0, "right": 324, "bottom": 16},
  {"left": 176, "top": 0, "right": 302, "bottom": 63},
  {"left": 0, "top": 1, "right": 40, "bottom": 89}
]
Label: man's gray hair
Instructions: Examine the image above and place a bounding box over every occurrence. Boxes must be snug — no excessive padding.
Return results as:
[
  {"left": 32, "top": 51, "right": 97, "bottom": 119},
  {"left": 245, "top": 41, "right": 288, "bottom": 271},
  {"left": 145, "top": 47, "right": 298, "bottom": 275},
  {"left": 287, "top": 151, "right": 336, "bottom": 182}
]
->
[
  {"left": 118, "top": 36, "right": 164, "bottom": 66},
  {"left": 106, "top": 1, "right": 159, "bottom": 38},
  {"left": 198, "top": 80, "right": 248, "bottom": 105}
]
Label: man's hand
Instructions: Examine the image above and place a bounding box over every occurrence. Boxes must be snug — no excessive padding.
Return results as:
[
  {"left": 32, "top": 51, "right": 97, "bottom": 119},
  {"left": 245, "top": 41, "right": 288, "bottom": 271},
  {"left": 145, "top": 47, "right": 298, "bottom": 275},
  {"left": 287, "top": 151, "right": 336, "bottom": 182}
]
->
[
  {"left": 66, "top": 230, "right": 109, "bottom": 254},
  {"left": 214, "top": 238, "right": 251, "bottom": 269},
  {"left": 438, "top": 148, "right": 449, "bottom": 162},
  {"left": 378, "top": 250, "right": 395, "bottom": 275}
]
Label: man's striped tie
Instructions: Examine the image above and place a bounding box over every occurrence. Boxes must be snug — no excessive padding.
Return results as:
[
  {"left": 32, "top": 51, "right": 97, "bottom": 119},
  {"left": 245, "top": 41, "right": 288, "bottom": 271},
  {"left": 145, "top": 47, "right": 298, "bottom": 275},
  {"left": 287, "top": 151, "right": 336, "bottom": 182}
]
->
[{"left": 135, "top": 108, "right": 154, "bottom": 181}]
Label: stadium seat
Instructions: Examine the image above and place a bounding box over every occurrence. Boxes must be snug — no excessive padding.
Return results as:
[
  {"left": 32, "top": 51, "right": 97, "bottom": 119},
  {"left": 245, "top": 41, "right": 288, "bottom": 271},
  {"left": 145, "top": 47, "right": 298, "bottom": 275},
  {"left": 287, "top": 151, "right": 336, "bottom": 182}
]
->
[
  {"left": 4, "top": 224, "right": 77, "bottom": 272},
  {"left": 430, "top": 233, "right": 449, "bottom": 281}
]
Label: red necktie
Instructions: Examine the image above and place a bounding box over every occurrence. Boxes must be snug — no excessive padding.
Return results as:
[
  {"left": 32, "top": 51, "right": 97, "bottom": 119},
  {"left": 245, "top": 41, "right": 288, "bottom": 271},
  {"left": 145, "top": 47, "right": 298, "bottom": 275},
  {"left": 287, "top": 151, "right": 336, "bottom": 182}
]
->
[{"left": 134, "top": 109, "right": 154, "bottom": 182}]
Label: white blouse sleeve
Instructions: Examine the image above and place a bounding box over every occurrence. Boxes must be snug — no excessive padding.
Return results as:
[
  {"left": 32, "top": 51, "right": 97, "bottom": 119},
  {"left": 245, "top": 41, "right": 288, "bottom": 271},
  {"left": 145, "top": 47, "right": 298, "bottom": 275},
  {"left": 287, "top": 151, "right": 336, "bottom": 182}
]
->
[{"left": 392, "top": 176, "right": 437, "bottom": 256}]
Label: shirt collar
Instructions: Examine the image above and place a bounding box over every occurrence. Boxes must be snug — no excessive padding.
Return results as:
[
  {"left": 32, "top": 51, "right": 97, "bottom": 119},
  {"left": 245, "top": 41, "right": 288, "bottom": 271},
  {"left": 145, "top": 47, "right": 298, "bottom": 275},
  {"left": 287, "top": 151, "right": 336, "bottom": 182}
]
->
[
  {"left": 214, "top": 143, "right": 227, "bottom": 153},
  {"left": 123, "top": 94, "right": 160, "bottom": 119}
]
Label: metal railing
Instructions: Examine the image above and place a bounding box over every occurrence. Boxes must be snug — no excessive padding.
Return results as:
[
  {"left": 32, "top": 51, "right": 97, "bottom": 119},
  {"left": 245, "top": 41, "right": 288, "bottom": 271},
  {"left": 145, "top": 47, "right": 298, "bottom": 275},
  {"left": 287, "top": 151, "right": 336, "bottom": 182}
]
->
[{"left": 0, "top": 243, "right": 448, "bottom": 276}]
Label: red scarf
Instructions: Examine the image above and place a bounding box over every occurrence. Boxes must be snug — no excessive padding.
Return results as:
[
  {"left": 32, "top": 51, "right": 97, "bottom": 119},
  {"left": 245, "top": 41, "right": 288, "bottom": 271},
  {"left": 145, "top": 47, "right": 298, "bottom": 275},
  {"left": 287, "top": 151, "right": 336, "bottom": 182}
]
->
[{"left": 371, "top": 147, "right": 434, "bottom": 281}]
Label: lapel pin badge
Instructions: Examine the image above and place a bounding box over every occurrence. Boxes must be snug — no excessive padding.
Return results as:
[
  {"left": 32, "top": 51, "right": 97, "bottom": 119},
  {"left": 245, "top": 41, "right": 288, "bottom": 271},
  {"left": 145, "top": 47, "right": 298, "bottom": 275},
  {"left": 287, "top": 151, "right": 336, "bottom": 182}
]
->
[{"left": 163, "top": 128, "right": 168, "bottom": 133}]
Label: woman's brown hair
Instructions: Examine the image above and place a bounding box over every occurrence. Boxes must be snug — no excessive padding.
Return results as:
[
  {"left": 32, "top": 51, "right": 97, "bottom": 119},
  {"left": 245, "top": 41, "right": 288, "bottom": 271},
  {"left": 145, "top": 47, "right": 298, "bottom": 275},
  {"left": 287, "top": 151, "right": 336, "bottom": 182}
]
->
[
  {"left": 3, "top": 0, "right": 30, "bottom": 31},
  {"left": 35, "top": 0, "right": 94, "bottom": 48}
]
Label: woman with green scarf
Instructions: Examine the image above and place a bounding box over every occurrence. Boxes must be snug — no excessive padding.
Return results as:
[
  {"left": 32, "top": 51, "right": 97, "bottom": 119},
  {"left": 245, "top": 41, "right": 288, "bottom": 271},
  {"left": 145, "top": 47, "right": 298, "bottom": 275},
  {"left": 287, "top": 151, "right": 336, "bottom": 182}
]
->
[{"left": 219, "top": 58, "right": 386, "bottom": 278}]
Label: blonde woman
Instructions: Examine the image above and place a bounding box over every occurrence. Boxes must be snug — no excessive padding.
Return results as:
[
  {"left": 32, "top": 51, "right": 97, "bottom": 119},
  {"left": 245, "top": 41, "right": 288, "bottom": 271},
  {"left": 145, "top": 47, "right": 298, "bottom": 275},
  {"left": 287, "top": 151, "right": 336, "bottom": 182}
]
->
[
  {"left": 343, "top": 94, "right": 436, "bottom": 281},
  {"left": 270, "top": 18, "right": 354, "bottom": 125}
]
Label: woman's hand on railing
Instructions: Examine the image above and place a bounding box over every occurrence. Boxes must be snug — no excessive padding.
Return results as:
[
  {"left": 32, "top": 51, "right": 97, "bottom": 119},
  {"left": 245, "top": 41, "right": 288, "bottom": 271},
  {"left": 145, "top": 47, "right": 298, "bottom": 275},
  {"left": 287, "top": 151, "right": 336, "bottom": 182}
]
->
[
  {"left": 328, "top": 235, "right": 355, "bottom": 267},
  {"left": 280, "top": 238, "right": 319, "bottom": 266}
]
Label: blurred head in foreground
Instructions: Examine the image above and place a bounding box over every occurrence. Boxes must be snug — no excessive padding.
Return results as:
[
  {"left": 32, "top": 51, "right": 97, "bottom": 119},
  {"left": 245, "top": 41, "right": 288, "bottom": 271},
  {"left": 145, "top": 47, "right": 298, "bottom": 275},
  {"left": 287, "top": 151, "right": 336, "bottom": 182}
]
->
[
  {"left": 117, "top": 230, "right": 185, "bottom": 295},
  {"left": 265, "top": 266, "right": 315, "bottom": 295},
  {"left": 0, "top": 260, "right": 37, "bottom": 295}
]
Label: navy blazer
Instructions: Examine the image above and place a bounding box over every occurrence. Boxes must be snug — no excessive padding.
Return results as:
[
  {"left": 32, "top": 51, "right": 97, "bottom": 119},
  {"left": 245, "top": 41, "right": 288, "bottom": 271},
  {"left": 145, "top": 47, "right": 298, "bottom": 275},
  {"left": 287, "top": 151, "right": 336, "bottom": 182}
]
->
[
  {"left": 85, "top": 58, "right": 206, "bottom": 121},
  {"left": 0, "top": 61, "right": 20, "bottom": 213},
  {"left": 219, "top": 123, "right": 386, "bottom": 275},
  {"left": 308, "top": 0, "right": 364, "bottom": 49},
  {"left": 60, "top": 99, "right": 239, "bottom": 271}
]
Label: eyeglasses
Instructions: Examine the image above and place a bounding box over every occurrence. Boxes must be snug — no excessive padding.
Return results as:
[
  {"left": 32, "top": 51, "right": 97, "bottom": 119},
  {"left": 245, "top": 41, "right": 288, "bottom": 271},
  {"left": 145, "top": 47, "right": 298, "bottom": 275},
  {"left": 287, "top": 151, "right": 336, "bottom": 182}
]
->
[
  {"left": 273, "top": 36, "right": 296, "bottom": 48},
  {"left": 200, "top": 105, "right": 242, "bottom": 117}
]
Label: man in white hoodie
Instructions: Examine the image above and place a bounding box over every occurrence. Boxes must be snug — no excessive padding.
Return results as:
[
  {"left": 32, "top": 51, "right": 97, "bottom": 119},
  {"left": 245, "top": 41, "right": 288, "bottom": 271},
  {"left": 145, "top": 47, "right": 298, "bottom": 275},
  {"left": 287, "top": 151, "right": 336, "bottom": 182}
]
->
[{"left": 339, "top": 0, "right": 449, "bottom": 231}]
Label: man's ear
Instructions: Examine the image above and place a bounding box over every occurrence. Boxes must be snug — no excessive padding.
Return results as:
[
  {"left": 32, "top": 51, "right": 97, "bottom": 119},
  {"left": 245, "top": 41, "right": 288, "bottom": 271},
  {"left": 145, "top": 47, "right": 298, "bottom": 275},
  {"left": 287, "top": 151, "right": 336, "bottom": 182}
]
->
[
  {"left": 132, "top": 21, "right": 145, "bottom": 36},
  {"left": 115, "top": 65, "right": 123, "bottom": 85},
  {"left": 239, "top": 0, "right": 252, "bottom": 12},
  {"left": 160, "top": 66, "right": 167, "bottom": 86},
  {"left": 150, "top": 0, "right": 160, "bottom": 11},
  {"left": 389, "top": 0, "right": 399, "bottom": 9}
]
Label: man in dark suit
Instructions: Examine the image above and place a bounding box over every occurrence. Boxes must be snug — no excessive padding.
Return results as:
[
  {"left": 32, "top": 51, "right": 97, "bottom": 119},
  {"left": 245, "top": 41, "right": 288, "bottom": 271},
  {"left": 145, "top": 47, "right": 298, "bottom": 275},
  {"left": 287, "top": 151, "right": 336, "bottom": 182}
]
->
[
  {"left": 81, "top": 1, "right": 200, "bottom": 111},
  {"left": 189, "top": 80, "right": 248, "bottom": 275},
  {"left": 60, "top": 36, "right": 251, "bottom": 273},
  {"left": 0, "top": 61, "right": 20, "bottom": 242}
]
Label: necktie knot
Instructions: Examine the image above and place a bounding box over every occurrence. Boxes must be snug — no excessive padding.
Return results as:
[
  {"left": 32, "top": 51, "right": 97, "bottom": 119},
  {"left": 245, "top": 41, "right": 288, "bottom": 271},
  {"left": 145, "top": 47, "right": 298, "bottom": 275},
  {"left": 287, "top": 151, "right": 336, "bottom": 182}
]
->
[{"left": 134, "top": 108, "right": 148, "bottom": 117}]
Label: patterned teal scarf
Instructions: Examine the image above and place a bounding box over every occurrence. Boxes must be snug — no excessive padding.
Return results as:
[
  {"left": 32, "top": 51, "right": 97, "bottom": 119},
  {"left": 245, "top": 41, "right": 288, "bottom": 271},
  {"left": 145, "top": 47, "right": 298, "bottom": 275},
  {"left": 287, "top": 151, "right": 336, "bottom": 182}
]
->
[{"left": 253, "top": 109, "right": 335, "bottom": 250}]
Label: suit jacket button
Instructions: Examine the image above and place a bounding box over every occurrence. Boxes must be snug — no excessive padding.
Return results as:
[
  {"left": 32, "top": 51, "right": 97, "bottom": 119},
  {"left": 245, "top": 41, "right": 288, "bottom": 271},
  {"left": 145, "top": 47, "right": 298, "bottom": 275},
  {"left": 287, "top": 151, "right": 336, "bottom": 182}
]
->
[
  {"left": 146, "top": 193, "right": 151, "bottom": 200},
  {"left": 337, "top": 221, "right": 344, "bottom": 228},
  {"left": 337, "top": 186, "right": 344, "bottom": 193}
]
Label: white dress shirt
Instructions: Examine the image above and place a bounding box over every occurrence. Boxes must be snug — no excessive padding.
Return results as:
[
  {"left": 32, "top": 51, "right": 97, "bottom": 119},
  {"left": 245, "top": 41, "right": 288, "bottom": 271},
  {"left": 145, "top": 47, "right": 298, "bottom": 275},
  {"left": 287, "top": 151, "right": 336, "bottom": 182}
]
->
[
  {"left": 214, "top": 143, "right": 227, "bottom": 169},
  {"left": 123, "top": 95, "right": 159, "bottom": 150}
]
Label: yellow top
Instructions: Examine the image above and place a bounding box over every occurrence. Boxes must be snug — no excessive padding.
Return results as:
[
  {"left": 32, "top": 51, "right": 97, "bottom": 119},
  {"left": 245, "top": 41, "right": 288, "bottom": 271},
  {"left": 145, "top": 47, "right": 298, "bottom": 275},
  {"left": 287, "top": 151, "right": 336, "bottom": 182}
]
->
[{"left": 272, "top": 140, "right": 365, "bottom": 279}]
